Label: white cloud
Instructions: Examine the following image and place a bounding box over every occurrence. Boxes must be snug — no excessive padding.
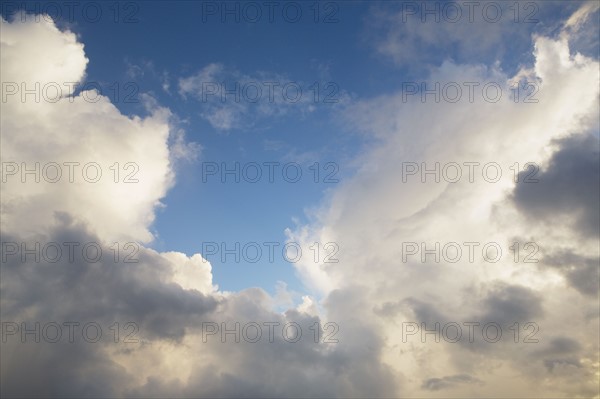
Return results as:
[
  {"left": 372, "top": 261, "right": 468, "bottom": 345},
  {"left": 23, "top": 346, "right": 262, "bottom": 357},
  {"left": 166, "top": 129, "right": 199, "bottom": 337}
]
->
[
  {"left": 563, "top": 0, "right": 600, "bottom": 33},
  {"left": 178, "top": 64, "right": 345, "bottom": 131},
  {"left": 365, "top": 1, "right": 581, "bottom": 73},
  {"left": 0, "top": 16, "right": 178, "bottom": 244},
  {"left": 289, "top": 4, "right": 600, "bottom": 397}
]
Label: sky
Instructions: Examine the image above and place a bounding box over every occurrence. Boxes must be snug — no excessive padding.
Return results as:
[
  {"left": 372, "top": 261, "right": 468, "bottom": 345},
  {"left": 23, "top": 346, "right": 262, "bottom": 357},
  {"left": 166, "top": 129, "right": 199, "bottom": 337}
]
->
[{"left": 0, "top": 1, "right": 599, "bottom": 398}]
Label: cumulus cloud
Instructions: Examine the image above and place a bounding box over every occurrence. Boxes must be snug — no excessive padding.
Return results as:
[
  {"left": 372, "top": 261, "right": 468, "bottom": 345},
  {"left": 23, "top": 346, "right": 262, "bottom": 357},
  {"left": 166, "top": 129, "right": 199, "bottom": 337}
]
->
[
  {"left": 512, "top": 133, "right": 600, "bottom": 237},
  {"left": 288, "top": 3, "right": 599, "bottom": 397},
  {"left": 542, "top": 249, "right": 600, "bottom": 297},
  {"left": 0, "top": 15, "right": 178, "bottom": 244}
]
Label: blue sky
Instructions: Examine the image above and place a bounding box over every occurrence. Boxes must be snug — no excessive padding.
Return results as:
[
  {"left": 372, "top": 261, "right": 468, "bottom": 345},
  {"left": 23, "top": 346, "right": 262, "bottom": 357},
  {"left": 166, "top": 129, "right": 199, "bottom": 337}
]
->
[
  {"left": 36, "top": 1, "right": 383, "bottom": 294},
  {"left": 23, "top": 0, "right": 574, "bottom": 296}
]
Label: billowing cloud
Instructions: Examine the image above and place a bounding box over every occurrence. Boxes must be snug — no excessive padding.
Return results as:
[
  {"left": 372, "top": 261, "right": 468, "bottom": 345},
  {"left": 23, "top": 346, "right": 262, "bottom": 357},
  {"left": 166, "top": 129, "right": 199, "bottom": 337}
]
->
[
  {"left": 512, "top": 133, "right": 600, "bottom": 237},
  {"left": 288, "top": 3, "right": 599, "bottom": 397},
  {"left": 0, "top": 14, "right": 178, "bottom": 244}
]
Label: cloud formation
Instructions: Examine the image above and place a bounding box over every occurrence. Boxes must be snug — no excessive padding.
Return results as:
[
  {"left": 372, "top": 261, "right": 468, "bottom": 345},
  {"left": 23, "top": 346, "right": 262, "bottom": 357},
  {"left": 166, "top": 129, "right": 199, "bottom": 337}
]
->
[
  {"left": 289, "top": 3, "right": 599, "bottom": 397},
  {"left": 512, "top": 133, "right": 600, "bottom": 237},
  {"left": 1, "top": 3, "right": 599, "bottom": 398}
]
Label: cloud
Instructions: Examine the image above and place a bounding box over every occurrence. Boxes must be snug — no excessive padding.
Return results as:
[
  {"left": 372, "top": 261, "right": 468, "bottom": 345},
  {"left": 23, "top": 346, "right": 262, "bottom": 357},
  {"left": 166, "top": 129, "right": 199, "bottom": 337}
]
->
[
  {"left": 0, "top": 218, "right": 220, "bottom": 398},
  {"left": 561, "top": 1, "right": 600, "bottom": 59},
  {"left": 0, "top": 12, "right": 88, "bottom": 94},
  {"left": 288, "top": 3, "right": 599, "bottom": 397},
  {"left": 512, "top": 133, "right": 600, "bottom": 238},
  {"left": 0, "top": 15, "right": 181, "bottom": 244},
  {"left": 366, "top": 1, "right": 539, "bottom": 73},
  {"left": 542, "top": 250, "right": 600, "bottom": 297},
  {"left": 563, "top": 0, "right": 600, "bottom": 33},
  {"left": 422, "top": 374, "right": 483, "bottom": 391},
  {"left": 178, "top": 64, "right": 347, "bottom": 131}
]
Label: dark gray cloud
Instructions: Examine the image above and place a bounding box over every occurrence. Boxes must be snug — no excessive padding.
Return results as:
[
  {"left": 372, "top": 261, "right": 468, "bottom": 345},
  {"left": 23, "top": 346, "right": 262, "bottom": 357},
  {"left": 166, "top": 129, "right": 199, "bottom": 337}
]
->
[
  {"left": 1, "top": 215, "right": 398, "bottom": 398},
  {"left": 532, "top": 337, "right": 583, "bottom": 372},
  {"left": 0, "top": 340, "right": 130, "bottom": 398},
  {"left": 543, "top": 250, "right": 600, "bottom": 296},
  {"left": 479, "top": 283, "right": 544, "bottom": 327},
  {"left": 0, "top": 214, "right": 219, "bottom": 342},
  {"left": 402, "top": 297, "right": 450, "bottom": 326},
  {"left": 123, "top": 288, "right": 400, "bottom": 398},
  {"left": 401, "top": 283, "right": 544, "bottom": 334},
  {"left": 421, "top": 374, "right": 483, "bottom": 391},
  {"left": 535, "top": 336, "right": 581, "bottom": 356},
  {"left": 1, "top": 215, "right": 217, "bottom": 397},
  {"left": 396, "top": 283, "right": 545, "bottom": 357},
  {"left": 512, "top": 133, "right": 600, "bottom": 238}
]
